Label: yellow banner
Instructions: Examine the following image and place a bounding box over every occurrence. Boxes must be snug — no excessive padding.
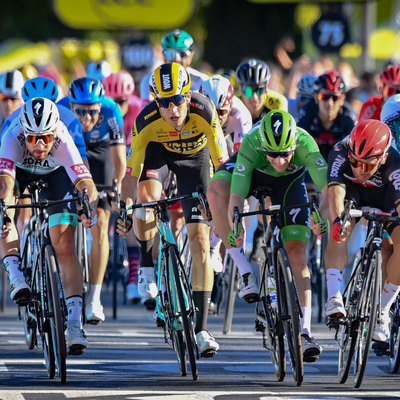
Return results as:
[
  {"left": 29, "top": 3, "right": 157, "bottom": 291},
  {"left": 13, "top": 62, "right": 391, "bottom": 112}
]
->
[{"left": 53, "top": 0, "right": 197, "bottom": 29}]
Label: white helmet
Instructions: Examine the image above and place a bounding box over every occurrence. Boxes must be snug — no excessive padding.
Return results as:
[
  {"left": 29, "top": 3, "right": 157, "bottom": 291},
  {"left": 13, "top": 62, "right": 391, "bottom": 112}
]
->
[
  {"left": 200, "top": 74, "right": 234, "bottom": 110},
  {"left": 381, "top": 94, "right": 400, "bottom": 123},
  {"left": 19, "top": 97, "right": 60, "bottom": 134},
  {"left": 0, "top": 70, "right": 24, "bottom": 98}
]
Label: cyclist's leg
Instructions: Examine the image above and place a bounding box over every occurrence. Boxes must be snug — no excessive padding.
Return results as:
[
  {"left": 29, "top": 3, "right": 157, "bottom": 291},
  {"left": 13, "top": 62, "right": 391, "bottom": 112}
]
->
[{"left": 126, "top": 231, "right": 141, "bottom": 303}]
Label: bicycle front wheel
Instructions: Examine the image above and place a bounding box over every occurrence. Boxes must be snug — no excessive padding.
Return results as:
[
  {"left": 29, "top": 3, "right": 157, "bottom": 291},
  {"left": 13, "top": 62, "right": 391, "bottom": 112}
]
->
[
  {"left": 169, "top": 245, "right": 198, "bottom": 381},
  {"left": 44, "top": 245, "right": 67, "bottom": 383},
  {"left": 353, "top": 249, "right": 381, "bottom": 388},
  {"left": 389, "top": 296, "right": 400, "bottom": 373},
  {"left": 276, "top": 247, "right": 303, "bottom": 386},
  {"left": 223, "top": 256, "right": 238, "bottom": 335}
]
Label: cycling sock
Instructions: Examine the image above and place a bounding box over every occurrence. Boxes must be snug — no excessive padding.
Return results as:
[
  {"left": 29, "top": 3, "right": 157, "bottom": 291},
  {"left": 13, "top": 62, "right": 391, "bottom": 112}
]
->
[
  {"left": 137, "top": 237, "right": 155, "bottom": 267},
  {"left": 300, "top": 306, "right": 311, "bottom": 336},
  {"left": 2, "top": 255, "right": 21, "bottom": 281},
  {"left": 87, "top": 284, "right": 102, "bottom": 305},
  {"left": 227, "top": 247, "right": 253, "bottom": 275},
  {"left": 127, "top": 246, "right": 140, "bottom": 284},
  {"left": 210, "top": 232, "right": 222, "bottom": 250},
  {"left": 381, "top": 281, "right": 400, "bottom": 313},
  {"left": 326, "top": 268, "right": 343, "bottom": 299},
  {"left": 66, "top": 295, "right": 83, "bottom": 327},
  {"left": 193, "top": 291, "right": 211, "bottom": 333}
]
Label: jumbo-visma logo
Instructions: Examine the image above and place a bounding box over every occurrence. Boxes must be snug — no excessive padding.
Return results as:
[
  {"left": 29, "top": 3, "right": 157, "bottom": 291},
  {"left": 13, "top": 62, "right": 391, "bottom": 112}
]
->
[{"left": 53, "top": 0, "right": 196, "bottom": 29}]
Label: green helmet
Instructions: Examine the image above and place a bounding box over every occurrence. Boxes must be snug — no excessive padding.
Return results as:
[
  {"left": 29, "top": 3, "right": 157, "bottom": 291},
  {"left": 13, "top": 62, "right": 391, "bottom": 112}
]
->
[
  {"left": 259, "top": 110, "right": 297, "bottom": 152},
  {"left": 162, "top": 29, "right": 194, "bottom": 51}
]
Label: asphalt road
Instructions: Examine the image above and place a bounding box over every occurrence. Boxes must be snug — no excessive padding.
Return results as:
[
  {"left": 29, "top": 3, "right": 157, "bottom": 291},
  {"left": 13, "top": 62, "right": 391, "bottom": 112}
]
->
[{"left": 1, "top": 285, "right": 400, "bottom": 400}]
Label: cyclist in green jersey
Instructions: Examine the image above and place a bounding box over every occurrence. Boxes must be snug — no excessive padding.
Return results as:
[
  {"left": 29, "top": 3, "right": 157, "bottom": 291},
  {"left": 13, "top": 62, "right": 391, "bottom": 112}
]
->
[{"left": 207, "top": 110, "right": 328, "bottom": 362}]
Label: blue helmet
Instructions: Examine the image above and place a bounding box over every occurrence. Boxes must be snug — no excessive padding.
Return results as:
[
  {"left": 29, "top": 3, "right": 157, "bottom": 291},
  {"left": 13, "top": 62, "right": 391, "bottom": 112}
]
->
[
  {"left": 68, "top": 77, "right": 104, "bottom": 104},
  {"left": 22, "top": 77, "right": 59, "bottom": 102}
]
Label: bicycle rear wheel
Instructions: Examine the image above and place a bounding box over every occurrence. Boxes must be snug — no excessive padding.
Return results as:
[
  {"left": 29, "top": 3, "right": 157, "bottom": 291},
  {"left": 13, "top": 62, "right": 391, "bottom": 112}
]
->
[
  {"left": 338, "top": 249, "right": 362, "bottom": 384},
  {"left": 169, "top": 245, "right": 198, "bottom": 381},
  {"left": 276, "top": 247, "right": 303, "bottom": 386},
  {"left": 389, "top": 296, "right": 400, "bottom": 373},
  {"left": 44, "top": 245, "right": 67, "bottom": 383},
  {"left": 354, "top": 249, "right": 381, "bottom": 388},
  {"left": 223, "top": 256, "right": 239, "bottom": 335},
  {"left": 258, "top": 246, "right": 285, "bottom": 382}
]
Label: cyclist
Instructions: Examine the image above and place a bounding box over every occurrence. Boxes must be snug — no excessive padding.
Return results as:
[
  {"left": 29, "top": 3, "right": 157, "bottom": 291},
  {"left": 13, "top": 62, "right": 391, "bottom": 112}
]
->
[
  {"left": 140, "top": 29, "right": 208, "bottom": 105},
  {"left": 381, "top": 93, "right": 400, "bottom": 152},
  {"left": 0, "top": 97, "right": 98, "bottom": 354},
  {"left": 103, "top": 70, "right": 144, "bottom": 303},
  {"left": 118, "top": 62, "right": 228, "bottom": 357},
  {"left": 59, "top": 77, "right": 126, "bottom": 324},
  {"left": 359, "top": 64, "right": 400, "bottom": 121},
  {"left": 207, "top": 110, "right": 328, "bottom": 362},
  {"left": 325, "top": 119, "right": 400, "bottom": 344},
  {"left": 288, "top": 73, "right": 317, "bottom": 121},
  {"left": 0, "top": 70, "right": 24, "bottom": 128},
  {"left": 235, "top": 58, "right": 288, "bottom": 124}
]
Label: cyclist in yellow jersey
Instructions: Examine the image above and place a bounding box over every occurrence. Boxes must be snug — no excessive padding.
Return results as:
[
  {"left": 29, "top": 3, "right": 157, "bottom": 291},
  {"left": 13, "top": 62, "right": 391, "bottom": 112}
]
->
[
  {"left": 236, "top": 59, "right": 288, "bottom": 124},
  {"left": 118, "top": 63, "right": 228, "bottom": 357}
]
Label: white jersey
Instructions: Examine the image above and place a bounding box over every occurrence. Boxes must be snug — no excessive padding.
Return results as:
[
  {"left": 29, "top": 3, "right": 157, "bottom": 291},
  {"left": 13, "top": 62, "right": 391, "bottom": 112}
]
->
[
  {"left": 222, "top": 96, "right": 252, "bottom": 152},
  {"left": 0, "top": 119, "right": 92, "bottom": 186},
  {"left": 140, "top": 66, "right": 209, "bottom": 103}
]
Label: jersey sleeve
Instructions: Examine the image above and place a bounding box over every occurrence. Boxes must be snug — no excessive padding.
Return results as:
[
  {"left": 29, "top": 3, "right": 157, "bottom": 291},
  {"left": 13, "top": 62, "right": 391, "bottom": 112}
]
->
[
  {"left": 126, "top": 119, "right": 150, "bottom": 178},
  {"left": 230, "top": 97, "right": 252, "bottom": 152},
  {"left": 327, "top": 143, "right": 348, "bottom": 188},
  {"left": 0, "top": 130, "right": 23, "bottom": 181},
  {"left": 107, "top": 99, "right": 126, "bottom": 146},
  {"left": 205, "top": 107, "right": 229, "bottom": 167}
]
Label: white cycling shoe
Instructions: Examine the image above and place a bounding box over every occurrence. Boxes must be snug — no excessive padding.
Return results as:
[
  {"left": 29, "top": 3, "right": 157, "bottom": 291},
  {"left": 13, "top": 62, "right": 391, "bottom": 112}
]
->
[
  {"left": 196, "top": 330, "right": 219, "bottom": 358},
  {"left": 138, "top": 267, "right": 158, "bottom": 298},
  {"left": 85, "top": 301, "right": 105, "bottom": 325}
]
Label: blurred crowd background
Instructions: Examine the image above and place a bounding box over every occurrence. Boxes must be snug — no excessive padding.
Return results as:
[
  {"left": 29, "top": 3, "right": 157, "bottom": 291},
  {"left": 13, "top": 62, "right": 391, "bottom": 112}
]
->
[{"left": 0, "top": 0, "right": 398, "bottom": 103}]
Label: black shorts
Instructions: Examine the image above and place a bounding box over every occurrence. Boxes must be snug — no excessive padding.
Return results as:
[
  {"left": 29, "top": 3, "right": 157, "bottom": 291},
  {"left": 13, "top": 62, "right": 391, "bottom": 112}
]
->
[{"left": 139, "top": 142, "right": 212, "bottom": 224}]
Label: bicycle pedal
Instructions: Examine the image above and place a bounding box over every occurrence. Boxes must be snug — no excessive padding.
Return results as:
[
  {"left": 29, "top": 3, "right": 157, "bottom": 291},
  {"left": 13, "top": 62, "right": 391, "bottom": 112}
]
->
[
  {"left": 255, "top": 320, "right": 265, "bottom": 332},
  {"left": 242, "top": 294, "right": 259, "bottom": 304},
  {"left": 200, "top": 349, "right": 216, "bottom": 358},
  {"left": 14, "top": 290, "right": 32, "bottom": 306},
  {"left": 372, "top": 341, "right": 390, "bottom": 356},
  {"left": 326, "top": 315, "right": 344, "bottom": 330},
  {"left": 156, "top": 316, "right": 165, "bottom": 329},
  {"left": 68, "top": 344, "right": 86, "bottom": 356}
]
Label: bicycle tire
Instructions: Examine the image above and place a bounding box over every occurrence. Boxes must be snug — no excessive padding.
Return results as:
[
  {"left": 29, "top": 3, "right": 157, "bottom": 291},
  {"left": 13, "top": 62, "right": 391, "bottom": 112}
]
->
[
  {"left": 44, "top": 245, "right": 67, "bottom": 383},
  {"left": 172, "top": 329, "right": 187, "bottom": 377},
  {"left": 338, "top": 250, "right": 362, "bottom": 384},
  {"left": 1, "top": 268, "right": 6, "bottom": 312},
  {"left": 354, "top": 249, "right": 381, "bottom": 388},
  {"left": 76, "top": 222, "right": 90, "bottom": 325},
  {"left": 258, "top": 246, "right": 285, "bottom": 382},
  {"left": 389, "top": 296, "right": 400, "bottom": 373},
  {"left": 276, "top": 247, "right": 303, "bottom": 386},
  {"left": 169, "top": 245, "right": 198, "bottom": 381},
  {"left": 223, "top": 256, "right": 238, "bottom": 335}
]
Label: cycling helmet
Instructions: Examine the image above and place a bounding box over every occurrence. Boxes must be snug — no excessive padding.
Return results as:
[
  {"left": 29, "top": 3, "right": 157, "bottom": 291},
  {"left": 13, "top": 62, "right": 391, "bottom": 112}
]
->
[
  {"left": 19, "top": 97, "right": 59, "bottom": 134},
  {"left": 380, "top": 64, "right": 400, "bottom": 85},
  {"left": 0, "top": 70, "right": 24, "bottom": 98},
  {"left": 22, "top": 77, "right": 59, "bottom": 102},
  {"left": 314, "top": 70, "right": 346, "bottom": 93},
  {"left": 215, "top": 68, "right": 237, "bottom": 89},
  {"left": 259, "top": 110, "right": 297, "bottom": 152},
  {"left": 69, "top": 77, "right": 105, "bottom": 104},
  {"left": 161, "top": 29, "right": 194, "bottom": 51},
  {"left": 149, "top": 63, "right": 191, "bottom": 99},
  {"left": 103, "top": 71, "right": 135, "bottom": 98},
  {"left": 200, "top": 75, "right": 234, "bottom": 110},
  {"left": 297, "top": 74, "right": 317, "bottom": 97},
  {"left": 21, "top": 64, "right": 38, "bottom": 80},
  {"left": 381, "top": 94, "right": 400, "bottom": 123},
  {"left": 86, "top": 60, "right": 111, "bottom": 81},
  {"left": 236, "top": 59, "right": 271, "bottom": 87},
  {"left": 349, "top": 119, "right": 391, "bottom": 159}
]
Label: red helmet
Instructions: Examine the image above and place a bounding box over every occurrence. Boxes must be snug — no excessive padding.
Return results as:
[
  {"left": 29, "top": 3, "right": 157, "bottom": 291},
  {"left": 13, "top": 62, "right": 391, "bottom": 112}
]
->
[
  {"left": 314, "top": 70, "right": 346, "bottom": 93},
  {"left": 380, "top": 64, "right": 400, "bottom": 85},
  {"left": 103, "top": 70, "right": 135, "bottom": 98},
  {"left": 349, "top": 119, "right": 391, "bottom": 159}
]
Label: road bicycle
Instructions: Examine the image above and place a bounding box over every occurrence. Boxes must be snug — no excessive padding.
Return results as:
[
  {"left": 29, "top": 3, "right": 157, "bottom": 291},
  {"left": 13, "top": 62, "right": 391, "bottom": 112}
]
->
[
  {"left": 233, "top": 186, "right": 322, "bottom": 386},
  {"left": 0, "top": 180, "right": 91, "bottom": 384},
  {"left": 120, "top": 188, "right": 209, "bottom": 380},
  {"left": 389, "top": 294, "right": 400, "bottom": 373},
  {"left": 329, "top": 201, "right": 400, "bottom": 388}
]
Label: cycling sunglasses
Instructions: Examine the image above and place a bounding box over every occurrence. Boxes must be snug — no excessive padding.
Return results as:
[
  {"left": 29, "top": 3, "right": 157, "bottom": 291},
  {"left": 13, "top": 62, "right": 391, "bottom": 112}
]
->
[
  {"left": 348, "top": 153, "right": 381, "bottom": 172},
  {"left": 25, "top": 133, "right": 55, "bottom": 145},
  {"left": 113, "top": 97, "right": 128, "bottom": 105},
  {"left": 156, "top": 94, "right": 187, "bottom": 108},
  {"left": 317, "top": 93, "right": 340, "bottom": 102},
  {"left": 383, "top": 85, "right": 400, "bottom": 97},
  {"left": 265, "top": 150, "right": 294, "bottom": 158},
  {"left": 163, "top": 49, "right": 191, "bottom": 60},
  {"left": 73, "top": 108, "right": 100, "bottom": 117},
  {"left": 242, "top": 86, "right": 267, "bottom": 98}
]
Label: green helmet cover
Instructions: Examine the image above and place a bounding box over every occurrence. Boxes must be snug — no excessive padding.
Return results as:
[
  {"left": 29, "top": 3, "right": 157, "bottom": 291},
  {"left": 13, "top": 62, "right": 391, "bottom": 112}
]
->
[{"left": 162, "top": 29, "right": 194, "bottom": 51}]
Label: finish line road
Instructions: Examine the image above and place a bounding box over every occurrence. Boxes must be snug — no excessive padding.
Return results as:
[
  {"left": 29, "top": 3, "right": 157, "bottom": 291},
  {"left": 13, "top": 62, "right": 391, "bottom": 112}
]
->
[{"left": 1, "top": 288, "right": 400, "bottom": 399}]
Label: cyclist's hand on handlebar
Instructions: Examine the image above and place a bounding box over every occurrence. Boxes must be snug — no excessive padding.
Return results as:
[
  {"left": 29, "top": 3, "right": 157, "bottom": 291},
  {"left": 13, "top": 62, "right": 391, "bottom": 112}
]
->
[
  {"left": 0, "top": 216, "right": 12, "bottom": 239},
  {"left": 116, "top": 215, "right": 133, "bottom": 238},
  {"left": 79, "top": 209, "right": 97, "bottom": 229},
  {"left": 331, "top": 216, "right": 350, "bottom": 242},
  {"left": 197, "top": 203, "right": 212, "bottom": 221},
  {"left": 311, "top": 211, "right": 328, "bottom": 235},
  {"left": 228, "top": 222, "right": 244, "bottom": 248}
]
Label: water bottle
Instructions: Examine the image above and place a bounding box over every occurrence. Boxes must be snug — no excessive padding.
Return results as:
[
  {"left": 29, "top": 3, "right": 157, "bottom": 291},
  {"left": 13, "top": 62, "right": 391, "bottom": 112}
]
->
[{"left": 267, "top": 272, "right": 277, "bottom": 309}]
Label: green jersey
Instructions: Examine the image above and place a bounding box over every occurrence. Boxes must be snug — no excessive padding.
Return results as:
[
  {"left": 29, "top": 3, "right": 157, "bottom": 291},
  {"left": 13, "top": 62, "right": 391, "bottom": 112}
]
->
[{"left": 231, "top": 124, "right": 328, "bottom": 198}]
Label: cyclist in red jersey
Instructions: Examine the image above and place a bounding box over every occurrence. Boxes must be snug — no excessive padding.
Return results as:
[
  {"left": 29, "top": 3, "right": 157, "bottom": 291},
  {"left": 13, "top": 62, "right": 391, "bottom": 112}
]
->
[
  {"left": 359, "top": 64, "right": 400, "bottom": 121},
  {"left": 103, "top": 71, "right": 144, "bottom": 304}
]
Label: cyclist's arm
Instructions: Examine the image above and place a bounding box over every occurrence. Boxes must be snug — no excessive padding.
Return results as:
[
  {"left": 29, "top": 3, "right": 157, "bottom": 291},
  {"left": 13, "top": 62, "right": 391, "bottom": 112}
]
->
[
  {"left": 110, "top": 144, "right": 127, "bottom": 194},
  {"left": 76, "top": 179, "right": 99, "bottom": 213},
  {"left": 328, "top": 184, "right": 346, "bottom": 223},
  {"left": 228, "top": 192, "right": 245, "bottom": 230}
]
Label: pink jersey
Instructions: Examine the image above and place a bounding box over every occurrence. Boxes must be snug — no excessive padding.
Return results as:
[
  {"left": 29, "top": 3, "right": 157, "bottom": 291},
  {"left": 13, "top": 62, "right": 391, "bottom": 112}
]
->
[
  {"left": 0, "top": 119, "right": 93, "bottom": 187},
  {"left": 124, "top": 96, "right": 144, "bottom": 146}
]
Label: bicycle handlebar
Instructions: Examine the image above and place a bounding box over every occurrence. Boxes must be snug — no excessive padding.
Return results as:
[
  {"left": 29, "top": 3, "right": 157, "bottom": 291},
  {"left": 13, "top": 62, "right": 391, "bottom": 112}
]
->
[{"left": 347, "top": 208, "right": 400, "bottom": 224}]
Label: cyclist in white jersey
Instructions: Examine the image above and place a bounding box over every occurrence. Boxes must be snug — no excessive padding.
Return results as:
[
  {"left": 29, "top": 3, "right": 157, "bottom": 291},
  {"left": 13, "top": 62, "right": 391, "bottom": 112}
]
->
[
  {"left": 140, "top": 29, "right": 208, "bottom": 105},
  {"left": 0, "top": 98, "right": 98, "bottom": 354}
]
